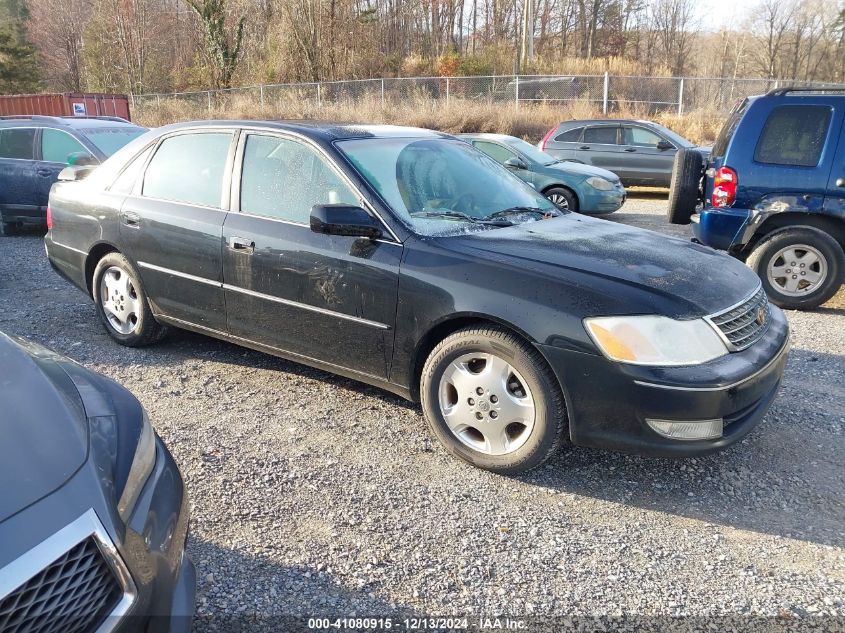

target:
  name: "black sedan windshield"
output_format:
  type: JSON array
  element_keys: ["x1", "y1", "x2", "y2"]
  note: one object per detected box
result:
[{"x1": 338, "y1": 138, "x2": 558, "y2": 236}]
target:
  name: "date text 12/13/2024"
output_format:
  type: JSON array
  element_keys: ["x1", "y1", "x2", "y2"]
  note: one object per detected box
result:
[{"x1": 307, "y1": 617, "x2": 527, "y2": 630}]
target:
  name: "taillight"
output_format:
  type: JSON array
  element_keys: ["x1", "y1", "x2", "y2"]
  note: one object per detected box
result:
[
  {"x1": 46, "y1": 205, "x2": 53, "y2": 230},
  {"x1": 539, "y1": 126, "x2": 557, "y2": 151},
  {"x1": 711, "y1": 167, "x2": 738, "y2": 208}
]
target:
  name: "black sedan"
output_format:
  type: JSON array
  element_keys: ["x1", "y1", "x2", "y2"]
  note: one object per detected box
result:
[
  {"x1": 45, "y1": 121, "x2": 789, "y2": 474},
  {"x1": 0, "y1": 332, "x2": 195, "y2": 631}
]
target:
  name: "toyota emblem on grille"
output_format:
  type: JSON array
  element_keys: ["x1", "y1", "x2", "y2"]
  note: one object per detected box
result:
[{"x1": 756, "y1": 306, "x2": 766, "y2": 326}]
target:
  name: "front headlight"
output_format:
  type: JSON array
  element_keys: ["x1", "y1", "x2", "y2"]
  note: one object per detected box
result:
[
  {"x1": 584, "y1": 315, "x2": 728, "y2": 366},
  {"x1": 586, "y1": 176, "x2": 614, "y2": 191},
  {"x1": 117, "y1": 408, "x2": 156, "y2": 521}
]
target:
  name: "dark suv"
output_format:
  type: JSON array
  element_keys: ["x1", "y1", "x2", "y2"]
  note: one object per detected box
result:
[
  {"x1": 668, "y1": 88, "x2": 845, "y2": 309},
  {"x1": 0, "y1": 115, "x2": 146, "y2": 233}
]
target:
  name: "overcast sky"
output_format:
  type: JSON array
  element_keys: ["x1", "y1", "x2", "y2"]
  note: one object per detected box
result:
[{"x1": 693, "y1": 0, "x2": 757, "y2": 30}]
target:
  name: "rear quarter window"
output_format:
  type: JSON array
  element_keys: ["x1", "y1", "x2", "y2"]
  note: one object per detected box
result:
[
  {"x1": 754, "y1": 105, "x2": 832, "y2": 168},
  {"x1": 711, "y1": 99, "x2": 748, "y2": 159},
  {"x1": 554, "y1": 127, "x2": 583, "y2": 142}
]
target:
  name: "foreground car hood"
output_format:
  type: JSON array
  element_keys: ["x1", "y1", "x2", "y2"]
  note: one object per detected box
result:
[
  {"x1": 0, "y1": 335, "x2": 88, "y2": 523},
  {"x1": 546, "y1": 160, "x2": 619, "y2": 182},
  {"x1": 448, "y1": 213, "x2": 760, "y2": 316}
]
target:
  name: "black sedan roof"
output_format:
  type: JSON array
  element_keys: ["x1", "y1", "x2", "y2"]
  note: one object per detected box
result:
[{"x1": 156, "y1": 120, "x2": 452, "y2": 142}]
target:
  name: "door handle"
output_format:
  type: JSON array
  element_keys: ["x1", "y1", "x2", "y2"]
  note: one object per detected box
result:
[
  {"x1": 36, "y1": 168, "x2": 53, "y2": 177},
  {"x1": 624, "y1": 148, "x2": 637, "y2": 152},
  {"x1": 578, "y1": 145, "x2": 591, "y2": 150},
  {"x1": 837, "y1": 178, "x2": 845, "y2": 188},
  {"x1": 228, "y1": 236, "x2": 255, "y2": 253},
  {"x1": 121, "y1": 211, "x2": 140, "y2": 228}
]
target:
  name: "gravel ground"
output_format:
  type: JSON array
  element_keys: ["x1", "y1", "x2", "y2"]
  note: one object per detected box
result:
[{"x1": 1, "y1": 193, "x2": 844, "y2": 632}]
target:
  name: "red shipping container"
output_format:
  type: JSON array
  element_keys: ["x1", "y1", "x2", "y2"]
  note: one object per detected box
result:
[{"x1": 0, "y1": 92, "x2": 131, "y2": 121}]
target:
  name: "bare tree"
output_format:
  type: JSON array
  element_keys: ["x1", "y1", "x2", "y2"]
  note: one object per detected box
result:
[
  {"x1": 28, "y1": 0, "x2": 91, "y2": 90},
  {"x1": 650, "y1": 0, "x2": 697, "y2": 76}
]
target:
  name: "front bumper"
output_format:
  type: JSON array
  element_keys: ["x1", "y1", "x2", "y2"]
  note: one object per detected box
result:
[
  {"x1": 538, "y1": 306, "x2": 789, "y2": 457},
  {"x1": 579, "y1": 184, "x2": 626, "y2": 214},
  {"x1": 0, "y1": 437, "x2": 195, "y2": 633}
]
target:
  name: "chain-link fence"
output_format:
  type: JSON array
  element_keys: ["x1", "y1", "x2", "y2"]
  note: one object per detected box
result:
[{"x1": 133, "y1": 74, "x2": 845, "y2": 121}]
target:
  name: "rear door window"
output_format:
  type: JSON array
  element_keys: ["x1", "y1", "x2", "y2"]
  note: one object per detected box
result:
[
  {"x1": 0, "y1": 128, "x2": 36, "y2": 160},
  {"x1": 754, "y1": 105, "x2": 832, "y2": 168},
  {"x1": 554, "y1": 127, "x2": 583, "y2": 142},
  {"x1": 142, "y1": 132, "x2": 232, "y2": 207},
  {"x1": 41, "y1": 129, "x2": 88, "y2": 163},
  {"x1": 583, "y1": 126, "x2": 619, "y2": 145}
]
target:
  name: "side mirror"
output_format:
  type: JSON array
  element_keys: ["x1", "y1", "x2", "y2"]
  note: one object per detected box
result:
[
  {"x1": 66, "y1": 151, "x2": 98, "y2": 166},
  {"x1": 58, "y1": 165, "x2": 96, "y2": 181},
  {"x1": 656, "y1": 140, "x2": 674, "y2": 151},
  {"x1": 310, "y1": 204, "x2": 382, "y2": 239},
  {"x1": 504, "y1": 157, "x2": 527, "y2": 170}
]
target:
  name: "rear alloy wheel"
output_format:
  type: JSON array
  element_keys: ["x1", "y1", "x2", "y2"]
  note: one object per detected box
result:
[
  {"x1": 421, "y1": 326, "x2": 567, "y2": 474},
  {"x1": 747, "y1": 227, "x2": 844, "y2": 310},
  {"x1": 544, "y1": 187, "x2": 578, "y2": 211},
  {"x1": 93, "y1": 252, "x2": 167, "y2": 346}
]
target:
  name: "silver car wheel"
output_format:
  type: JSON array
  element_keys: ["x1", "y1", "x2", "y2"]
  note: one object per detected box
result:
[
  {"x1": 99, "y1": 266, "x2": 141, "y2": 335},
  {"x1": 437, "y1": 352, "x2": 536, "y2": 456},
  {"x1": 547, "y1": 192, "x2": 569, "y2": 209},
  {"x1": 766, "y1": 244, "x2": 828, "y2": 297}
]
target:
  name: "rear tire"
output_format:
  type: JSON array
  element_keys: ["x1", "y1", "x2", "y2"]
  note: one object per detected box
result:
[
  {"x1": 420, "y1": 326, "x2": 567, "y2": 474},
  {"x1": 747, "y1": 227, "x2": 844, "y2": 310},
  {"x1": 544, "y1": 187, "x2": 579, "y2": 212},
  {"x1": 92, "y1": 252, "x2": 167, "y2": 346},
  {"x1": 667, "y1": 148, "x2": 704, "y2": 225}
]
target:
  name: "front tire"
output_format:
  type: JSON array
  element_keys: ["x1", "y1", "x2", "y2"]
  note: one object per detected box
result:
[
  {"x1": 747, "y1": 227, "x2": 844, "y2": 310},
  {"x1": 420, "y1": 326, "x2": 567, "y2": 474},
  {"x1": 92, "y1": 252, "x2": 167, "y2": 346},
  {"x1": 544, "y1": 187, "x2": 578, "y2": 212}
]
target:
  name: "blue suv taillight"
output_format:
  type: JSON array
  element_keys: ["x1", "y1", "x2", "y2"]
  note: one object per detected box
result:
[{"x1": 711, "y1": 166, "x2": 738, "y2": 208}]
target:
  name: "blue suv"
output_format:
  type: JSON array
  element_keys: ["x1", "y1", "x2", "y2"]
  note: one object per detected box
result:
[
  {"x1": 0, "y1": 115, "x2": 146, "y2": 233},
  {"x1": 667, "y1": 88, "x2": 844, "y2": 309}
]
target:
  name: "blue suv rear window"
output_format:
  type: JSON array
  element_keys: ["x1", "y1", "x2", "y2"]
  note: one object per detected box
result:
[{"x1": 754, "y1": 105, "x2": 832, "y2": 168}]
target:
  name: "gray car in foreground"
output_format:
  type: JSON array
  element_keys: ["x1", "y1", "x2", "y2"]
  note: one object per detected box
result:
[
  {"x1": 539, "y1": 119, "x2": 708, "y2": 187},
  {"x1": 0, "y1": 332, "x2": 195, "y2": 632}
]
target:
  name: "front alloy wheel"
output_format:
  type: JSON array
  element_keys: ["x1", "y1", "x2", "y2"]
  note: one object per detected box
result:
[
  {"x1": 421, "y1": 326, "x2": 567, "y2": 474},
  {"x1": 544, "y1": 187, "x2": 577, "y2": 211}
]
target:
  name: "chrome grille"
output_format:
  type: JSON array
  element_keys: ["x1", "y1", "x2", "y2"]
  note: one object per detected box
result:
[
  {"x1": 0, "y1": 538, "x2": 122, "y2": 633},
  {"x1": 707, "y1": 286, "x2": 771, "y2": 351}
]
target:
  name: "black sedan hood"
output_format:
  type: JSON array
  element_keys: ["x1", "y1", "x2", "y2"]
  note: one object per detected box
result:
[
  {"x1": 446, "y1": 213, "x2": 760, "y2": 317},
  {"x1": 0, "y1": 335, "x2": 88, "y2": 523}
]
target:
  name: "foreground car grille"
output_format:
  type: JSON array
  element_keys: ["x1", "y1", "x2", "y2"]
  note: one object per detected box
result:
[
  {"x1": 0, "y1": 511, "x2": 135, "y2": 633},
  {"x1": 707, "y1": 286, "x2": 771, "y2": 351},
  {"x1": 0, "y1": 538, "x2": 122, "y2": 633}
]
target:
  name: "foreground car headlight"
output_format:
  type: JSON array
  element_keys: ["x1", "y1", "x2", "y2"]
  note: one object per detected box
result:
[
  {"x1": 586, "y1": 176, "x2": 614, "y2": 191},
  {"x1": 584, "y1": 315, "x2": 728, "y2": 366},
  {"x1": 117, "y1": 408, "x2": 157, "y2": 521}
]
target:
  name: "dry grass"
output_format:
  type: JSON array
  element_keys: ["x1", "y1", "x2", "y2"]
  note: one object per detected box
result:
[{"x1": 134, "y1": 93, "x2": 724, "y2": 145}]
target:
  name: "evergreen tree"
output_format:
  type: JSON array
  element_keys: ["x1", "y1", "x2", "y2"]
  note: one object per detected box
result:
[{"x1": 0, "y1": 0, "x2": 39, "y2": 93}]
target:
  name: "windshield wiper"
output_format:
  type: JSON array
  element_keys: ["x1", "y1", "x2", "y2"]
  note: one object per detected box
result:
[
  {"x1": 410, "y1": 210, "x2": 514, "y2": 226},
  {"x1": 484, "y1": 206, "x2": 560, "y2": 221}
]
